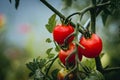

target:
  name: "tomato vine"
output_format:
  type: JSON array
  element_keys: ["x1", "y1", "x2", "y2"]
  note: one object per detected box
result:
[{"x1": 19, "y1": 0, "x2": 120, "y2": 80}]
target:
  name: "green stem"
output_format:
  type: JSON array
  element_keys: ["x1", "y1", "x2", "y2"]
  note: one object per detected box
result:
[
  {"x1": 61, "y1": 32, "x2": 75, "y2": 50},
  {"x1": 104, "y1": 67, "x2": 120, "y2": 73},
  {"x1": 90, "y1": 0, "x2": 103, "y2": 72},
  {"x1": 65, "y1": 47, "x2": 76, "y2": 69},
  {"x1": 85, "y1": 1, "x2": 110, "y2": 30},
  {"x1": 95, "y1": 56, "x2": 103, "y2": 72},
  {"x1": 90, "y1": 9, "x2": 96, "y2": 33},
  {"x1": 45, "y1": 55, "x2": 58, "y2": 76},
  {"x1": 40, "y1": 0, "x2": 65, "y2": 20},
  {"x1": 40, "y1": 0, "x2": 87, "y2": 34}
]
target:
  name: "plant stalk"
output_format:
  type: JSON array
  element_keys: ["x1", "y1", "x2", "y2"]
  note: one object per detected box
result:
[
  {"x1": 40, "y1": 0, "x2": 65, "y2": 20},
  {"x1": 90, "y1": 0, "x2": 103, "y2": 73},
  {"x1": 45, "y1": 55, "x2": 58, "y2": 76}
]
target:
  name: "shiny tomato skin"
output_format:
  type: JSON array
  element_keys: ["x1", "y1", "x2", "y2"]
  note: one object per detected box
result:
[
  {"x1": 53, "y1": 24, "x2": 74, "y2": 45},
  {"x1": 78, "y1": 34, "x2": 102, "y2": 58},
  {"x1": 59, "y1": 43, "x2": 82, "y2": 65}
]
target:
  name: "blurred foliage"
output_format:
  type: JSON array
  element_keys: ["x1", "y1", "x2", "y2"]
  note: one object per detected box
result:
[
  {"x1": 0, "y1": 36, "x2": 11, "y2": 80},
  {"x1": 61, "y1": 0, "x2": 120, "y2": 25},
  {"x1": 0, "y1": 22, "x2": 9, "y2": 79},
  {"x1": 0, "y1": 14, "x2": 31, "y2": 80},
  {"x1": 101, "y1": 0, "x2": 120, "y2": 25},
  {"x1": 26, "y1": 50, "x2": 59, "y2": 80}
]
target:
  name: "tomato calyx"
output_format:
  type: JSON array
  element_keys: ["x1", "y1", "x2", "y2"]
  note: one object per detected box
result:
[{"x1": 83, "y1": 31, "x2": 92, "y2": 39}]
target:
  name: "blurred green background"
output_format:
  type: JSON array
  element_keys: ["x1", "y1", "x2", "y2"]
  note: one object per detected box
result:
[
  {"x1": 0, "y1": 0, "x2": 62, "y2": 80},
  {"x1": 0, "y1": 0, "x2": 120, "y2": 80}
]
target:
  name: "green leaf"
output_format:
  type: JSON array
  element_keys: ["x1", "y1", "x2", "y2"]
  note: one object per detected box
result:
[
  {"x1": 39, "y1": 59, "x2": 46, "y2": 68},
  {"x1": 46, "y1": 38, "x2": 52, "y2": 43},
  {"x1": 26, "y1": 62, "x2": 36, "y2": 72},
  {"x1": 45, "y1": 14, "x2": 56, "y2": 33},
  {"x1": 35, "y1": 69, "x2": 44, "y2": 79},
  {"x1": 55, "y1": 45, "x2": 60, "y2": 52},
  {"x1": 47, "y1": 53, "x2": 55, "y2": 59},
  {"x1": 54, "y1": 41, "x2": 60, "y2": 52},
  {"x1": 29, "y1": 72, "x2": 35, "y2": 77},
  {"x1": 108, "y1": 0, "x2": 120, "y2": 19},
  {"x1": 46, "y1": 48, "x2": 53, "y2": 55},
  {"x1": 15, "y1": 0, "x2": 20, "y2": 9}
]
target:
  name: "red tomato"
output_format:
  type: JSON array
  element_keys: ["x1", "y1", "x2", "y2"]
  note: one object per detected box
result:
[
  {"x1": 78, "y1": 34, "x2": 102, "y2": 58},
  {"x1": 59, "y1": 43, "x2": 82, "y2": 66},
  {"x1": 53, "y1": 24, "x2": 74, "y2": 45}
]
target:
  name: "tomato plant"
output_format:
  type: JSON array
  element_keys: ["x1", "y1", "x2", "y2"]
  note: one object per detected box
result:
[
  {"x1": 78, "y1": 33, "x2": 102, "y2": 58},
  {"x1": 19, "y1": 0, "x2": 120, "y2": 80},
  {"x1": 53, "y1": 24, "x2": 74, "y2": 45},
  {"x1": 59, "y1": 43, "x2": 82, "y2": 66}
]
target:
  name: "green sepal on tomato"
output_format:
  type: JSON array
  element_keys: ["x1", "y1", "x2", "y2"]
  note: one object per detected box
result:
[
  {"x1": 78, "y1": 33, "x2": 102, "y2": 58},
  {"x1": 58, "y1": 43, "x2": 82, "y2": 66},
  {"x1": 53, "y1": 24, "x2": 74, "y2": 45}
]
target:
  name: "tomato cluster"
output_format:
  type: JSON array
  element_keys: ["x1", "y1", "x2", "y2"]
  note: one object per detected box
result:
[
  {"x1": 53, "y1": 24, "x2": 82, "y2": 66},
  {"x1": 53, "y1": 24, "x2": 102, "y2": 66}
]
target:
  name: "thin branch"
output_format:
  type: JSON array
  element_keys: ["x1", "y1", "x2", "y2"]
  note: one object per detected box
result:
[
  {"x1": 44, "y1": 54, "x2": 58, "y2": 65},
  {"x1": 83, "y1": 1, "x2": 110, "y2": 30},
  {"x1": 65, "y1": 47, "x2": 76, "y2": 68},
  {"x1": 65, "y1": 5, "x2": 93, "y2": 21},
  {"x1": 64, "y1": 64, "x2": 77, "y2": 80},
  {"x1": 96, "y1": 1, "x2": 111, "y2": 8},
  {"x1": 45, "y1": 54, "x2": 58, "y2": 76},
  {"x1": 40, "y1": 0, "x2": 85, "y2": 34},
  {"x1": 103, "y1": 67, "x2": 120, "y2": 73},
  {"x1": 90, "y1": 0, "x2": 104, "y2": 73},
  {"x1": 40, "y1": 0, "x2": 65, "y2": 20},
  {"x1": 95, "y1": 56, "x2": 103, "y2": 72},
  {"x1": 62, "y1": 32, "x2": 75, "y2": 50}
]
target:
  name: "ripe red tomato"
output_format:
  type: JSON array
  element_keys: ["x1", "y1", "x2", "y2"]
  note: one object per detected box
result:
[
  {"x1": 53, "y1": 24, "x2": 74, "y2": 45},
  {"x1": 57, "y1": 68, "x2": 74, "y2": 80},
  {"x1": 78, "y1": 34, "x2": 102, "y2": 58},
  {"x1": 59, "y1": 43, "x2": 82, "y2": 66}
]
